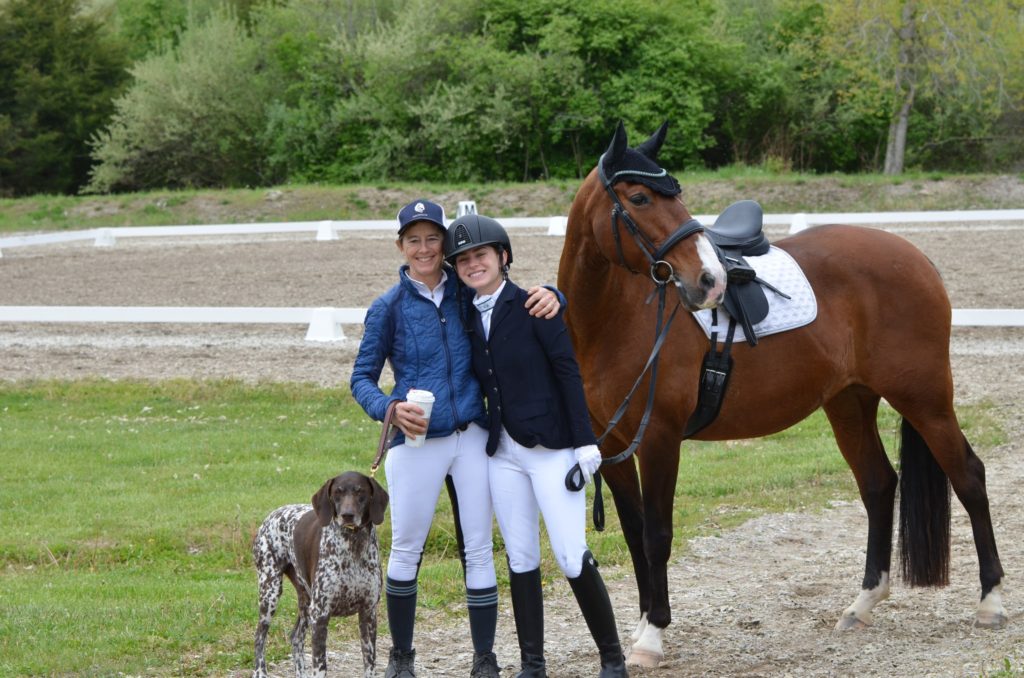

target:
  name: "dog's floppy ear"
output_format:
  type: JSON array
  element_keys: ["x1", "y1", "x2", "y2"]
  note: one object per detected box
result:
[
  {"x1": 312, "y1": 477, "x2": 337, "y2": 527},
  {"x1": 367, "y1": 476, "x2": 389, "y2": 526}
]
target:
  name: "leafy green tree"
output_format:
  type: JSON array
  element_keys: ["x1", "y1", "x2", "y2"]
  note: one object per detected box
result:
[
  {"x1": 102, "y1": 0, "x2": 285, "y2": 59},
  {"x1": 85, "y1": 7, "x2": 276, "y2": 192},
  {"x1": 820, "y1": 0, "x2": 1024, "y2": 174},
  {"x1": 322, "y1": 0, "x2": 730, "y2": 182},
  {"x1": 253, "y1": 0, "x2": 400, "y2": 182},
  {"x1": 477, "y1": 0, "x2": 728, "y2": 175},
  {"x1": 0, "y1": 0, "x2": 129, "y2": 196},
  {"x1": 409, "y1": 4, "x2": 599, "y2": 181}
]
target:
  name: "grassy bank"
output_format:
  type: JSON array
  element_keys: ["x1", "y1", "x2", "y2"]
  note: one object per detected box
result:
[
  {"x1": 0, "y1": 379, "x2": 1003, "y2": 675},
  {"x1": 1, "y1": 170, "x2": 1022, "y2": 235}
]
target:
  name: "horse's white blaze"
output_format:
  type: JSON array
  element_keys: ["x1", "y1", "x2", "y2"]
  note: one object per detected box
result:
[
  {"x1": 626, "y1": 616, "x2": 665, "y2": 667},
  {"x1": 695, "y1": 234, "x2": 727, "y2": 307},
  {"x1": 836, "y1": 572, "x2": 890, "y2": 629},
  {"x1": 976, "y1": 584, "x2": 1007, "y2": 625}
]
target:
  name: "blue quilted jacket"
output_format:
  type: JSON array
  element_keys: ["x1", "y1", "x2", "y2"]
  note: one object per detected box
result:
[{"x1": 350, "y1": 266, "x2": 487, "y2": 445}]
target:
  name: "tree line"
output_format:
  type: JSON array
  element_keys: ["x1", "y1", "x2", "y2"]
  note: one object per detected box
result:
[{"x1": 1, "y1": 0, "x2": 1022, "y2": 197}]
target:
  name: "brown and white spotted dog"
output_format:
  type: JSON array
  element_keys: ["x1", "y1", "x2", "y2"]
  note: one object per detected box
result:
[{"x1": 251, "y1": 471, "x2": 389, "y2": 678}]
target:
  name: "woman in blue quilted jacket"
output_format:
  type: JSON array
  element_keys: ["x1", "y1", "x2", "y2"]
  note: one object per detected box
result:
[{"x1": 350, "y1": 199, "x2": 560, "y2": 678}]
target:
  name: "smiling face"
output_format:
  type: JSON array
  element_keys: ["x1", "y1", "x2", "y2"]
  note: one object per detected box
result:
[
  {"x1": 454, "y1": 245, "x2": 506, "y2": 296},
  {"x1": 396, "y1": 221, "x2": 445, "y2": 286}
]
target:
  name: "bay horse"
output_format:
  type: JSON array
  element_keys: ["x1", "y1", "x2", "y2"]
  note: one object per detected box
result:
[{"x1": 559, "y1": 122, "x2": 1006, "y2": 667}]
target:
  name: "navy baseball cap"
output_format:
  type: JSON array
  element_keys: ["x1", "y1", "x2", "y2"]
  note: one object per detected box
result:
[{"x1": 397, "y1": 199, "x2": 446, "y2": 236}]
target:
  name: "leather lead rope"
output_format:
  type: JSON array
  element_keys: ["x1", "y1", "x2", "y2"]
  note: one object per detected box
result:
[{"x1": 370, "y1": 400, "x2": 399, "y2": 478}]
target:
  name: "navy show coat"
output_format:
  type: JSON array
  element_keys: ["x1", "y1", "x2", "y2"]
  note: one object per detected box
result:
[{"x1": 466, "y1": 280, "x2": 597, "y2": 455}]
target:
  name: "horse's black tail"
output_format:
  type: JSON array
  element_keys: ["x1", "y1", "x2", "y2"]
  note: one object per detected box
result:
[{"x1": 897, "y1": 417, "x2": 951, "y2": 587}]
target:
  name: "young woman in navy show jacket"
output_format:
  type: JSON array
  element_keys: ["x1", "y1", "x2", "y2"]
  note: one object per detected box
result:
[
  {"x1": 445, "y1": 214, "x2": 628, "y2": 678},
  {"x1": 350, "y1": 199, "x2": 562, "y2": 678}
]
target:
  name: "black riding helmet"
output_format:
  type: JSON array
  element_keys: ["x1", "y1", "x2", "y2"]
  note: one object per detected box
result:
[{"x1": 443, "y1": 214, "x2": 513, "y2": 267}]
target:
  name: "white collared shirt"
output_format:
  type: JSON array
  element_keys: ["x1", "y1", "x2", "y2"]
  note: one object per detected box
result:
[
  {"x1": 405, "y1": 269, "x2": 448, "y2": 308},
  {"x1": 473, "y1": 281, "x2": 506, "y2": 340}
]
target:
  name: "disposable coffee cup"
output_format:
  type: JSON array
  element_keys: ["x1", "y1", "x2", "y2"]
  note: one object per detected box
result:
[{"x1": 404, "y1": 389, "x2": 435, "y2": 447}]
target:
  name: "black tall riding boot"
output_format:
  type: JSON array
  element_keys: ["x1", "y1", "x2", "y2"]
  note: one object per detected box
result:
[
  {"x1": 509, "y1": 567, "x2": 547, "y2": 678},
  {"x1": 567, "y1": 551, "x2": 628, "y2": 678}
]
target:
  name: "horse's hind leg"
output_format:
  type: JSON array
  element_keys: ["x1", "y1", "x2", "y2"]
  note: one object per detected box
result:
[
  {"x1": 599, "y1": 457, "x2": 653, "y2": 645},
  {"x1": 894, "y1": 400, "x2": 1007, "y2": 628},
  {"x1": 823, "y1": 387, "x2": 898, "y2": 630}
]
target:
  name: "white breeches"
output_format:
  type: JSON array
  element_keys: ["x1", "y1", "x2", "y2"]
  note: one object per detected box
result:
[
  {"x1": 384, "y1": 422, "x2": 496, "y2": 589},
  {"x1": 489, "y1": 428, "x2": 589, "y2": 578}
]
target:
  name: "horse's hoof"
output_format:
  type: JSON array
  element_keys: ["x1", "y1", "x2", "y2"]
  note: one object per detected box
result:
[
  {"x1": 975, "y1": 611, "x2": 1008, "y2": 629},
  {"x1": 834, "y1": 614, "x2": 870, "y2": 631},
  {"x1": 625, "y1": 646, "x2": 664, "y2": 668}
]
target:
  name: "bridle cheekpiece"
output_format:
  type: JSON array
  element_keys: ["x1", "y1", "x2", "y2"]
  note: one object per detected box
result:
[{"x1": 597, "y1": 152, "x2": 704, "y2": 286}]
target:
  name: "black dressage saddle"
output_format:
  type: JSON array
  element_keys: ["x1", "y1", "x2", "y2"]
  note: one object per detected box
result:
[{"x1": 705, "y1": 200, "x2": 772, "y2": 342}]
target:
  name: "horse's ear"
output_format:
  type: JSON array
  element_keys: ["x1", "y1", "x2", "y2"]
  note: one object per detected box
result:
[
  {"x1": 635, "y1": 121, "x2": 670, "y2": 161},
  {"x1": 605, "y1": 120, "x2": 628, "y2": 166}
]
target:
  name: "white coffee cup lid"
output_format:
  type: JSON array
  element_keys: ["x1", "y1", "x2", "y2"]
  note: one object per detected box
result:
[{"x1": 407, "y1": 388, "x2": 435, "y2": 402}]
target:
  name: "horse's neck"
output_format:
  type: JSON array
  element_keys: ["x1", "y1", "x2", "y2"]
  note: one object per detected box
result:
[{"x1": 560, "y1": 228, "x2": 619, "y2": 339}]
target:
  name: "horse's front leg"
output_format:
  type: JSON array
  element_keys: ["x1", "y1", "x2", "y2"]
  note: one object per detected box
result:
[
  {"x1": 627, "y1": 435, "x2": 683, "y2": 669},
  {"x1": 601, "y1": 457, "x2": 650, "y2": 634}
]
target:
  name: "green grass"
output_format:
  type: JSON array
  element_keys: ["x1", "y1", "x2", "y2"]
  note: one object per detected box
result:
[
  {"x1": 985, "y1": 658, "x2": 1024, "y2": 677},
  {"x1": 0, "y1": 379, "x2": 1004, "y2": 675}
]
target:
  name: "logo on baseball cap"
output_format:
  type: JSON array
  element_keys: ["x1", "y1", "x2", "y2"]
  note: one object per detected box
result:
[{"x1": 397, "y1": 199, "x2": 446, "y2": 236}]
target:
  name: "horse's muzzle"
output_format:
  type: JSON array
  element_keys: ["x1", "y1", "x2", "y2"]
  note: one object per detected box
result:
[{"x1": 673, "y1": 269, "x2": 725, "y2": 311}]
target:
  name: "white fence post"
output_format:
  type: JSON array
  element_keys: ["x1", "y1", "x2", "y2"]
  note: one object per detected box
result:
[
  {"x1": 316, "y1": 220, "x2": 339, "y2": 241},
  {"x1": 305, "y1": 307, "x2": 345, "y2": 341},
  {"x1": 94, "y1": 228, "x2": 116, "y2": 247},
  {"x1": 789, "y1": 213, "x2": 808, "y2": 234},
  {"x1": 546, "y1": 216, "x2": 568, "y2": 236}
]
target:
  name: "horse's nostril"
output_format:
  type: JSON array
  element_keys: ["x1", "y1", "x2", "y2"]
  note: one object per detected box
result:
[{"x1": 699, "y1": 271, "x2": 717, "y2": 291}]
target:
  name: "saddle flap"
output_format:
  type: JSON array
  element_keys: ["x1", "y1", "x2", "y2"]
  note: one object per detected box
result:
[{"x1": 723, "y1": 275, "x2": 769, "y2": 329}]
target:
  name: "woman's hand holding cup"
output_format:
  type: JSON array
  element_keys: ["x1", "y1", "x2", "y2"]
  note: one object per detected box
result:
[{"x1": 400, "y1": 389, "x2": 435, "y2": 447}]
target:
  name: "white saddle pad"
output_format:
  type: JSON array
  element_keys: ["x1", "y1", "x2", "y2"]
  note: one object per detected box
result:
[{"x1": 691, "y1": 246, "x2": 817, "y2": 343}]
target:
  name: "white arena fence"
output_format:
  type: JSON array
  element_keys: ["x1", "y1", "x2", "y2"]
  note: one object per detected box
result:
[
  {"x1": 1, "y1": 206, "x2": 1022, "y2": 340},
  {"x1": 0, "y1": 306, "x2": 1020, "y2": 342}
]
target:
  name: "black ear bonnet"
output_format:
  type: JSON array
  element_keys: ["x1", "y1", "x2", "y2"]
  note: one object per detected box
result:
[{"x1": 600, "y1": 120, "x2": 682, "y2": 197}]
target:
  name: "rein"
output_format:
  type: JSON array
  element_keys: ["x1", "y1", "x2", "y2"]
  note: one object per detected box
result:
[{"x1": 564, "y1": 158, "x2": 704, "y2": 531}]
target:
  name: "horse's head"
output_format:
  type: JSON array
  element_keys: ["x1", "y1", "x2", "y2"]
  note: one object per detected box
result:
[{"x1": 577, "y1": 121, "x2": 726, "y2": 311}]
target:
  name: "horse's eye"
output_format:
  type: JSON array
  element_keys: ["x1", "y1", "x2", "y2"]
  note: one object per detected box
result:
[{"x1": 628, "y1": 193, "x2": 650, "y2": 206}]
